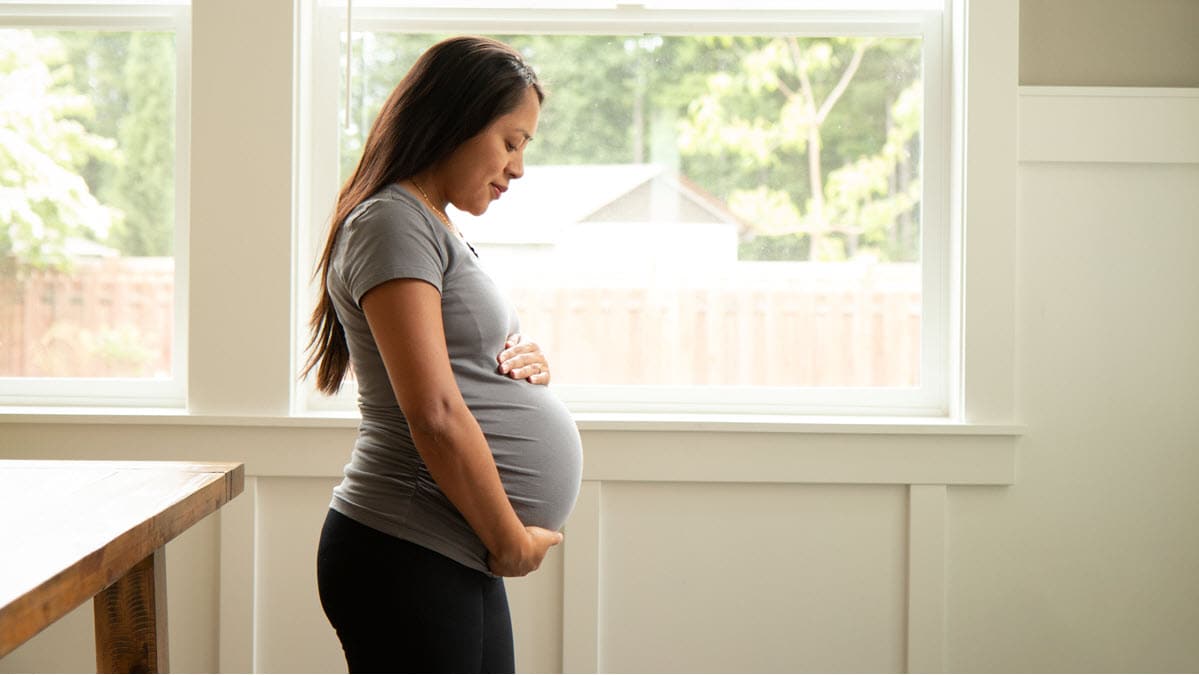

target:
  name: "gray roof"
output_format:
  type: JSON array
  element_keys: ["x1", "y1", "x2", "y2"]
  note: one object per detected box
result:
[{"x1": 449, "y1": 163, "x2": 739, "y2": 244}]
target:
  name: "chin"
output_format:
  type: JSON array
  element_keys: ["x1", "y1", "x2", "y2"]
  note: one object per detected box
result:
[{"x1": 451, "y1": 192, "x2": 492, "y2": 217}]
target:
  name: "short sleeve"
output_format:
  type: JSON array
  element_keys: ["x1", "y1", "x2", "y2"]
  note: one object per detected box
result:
[{"x1": 335, "y1": 197, "x2": 447, "y2": 306}]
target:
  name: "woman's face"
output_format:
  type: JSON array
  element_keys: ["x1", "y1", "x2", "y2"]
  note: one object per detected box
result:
[{"x1": 436, "y1": 86, "x2": 541, "y2": 217}]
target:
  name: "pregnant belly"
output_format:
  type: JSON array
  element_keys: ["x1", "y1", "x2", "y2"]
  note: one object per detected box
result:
[{"x1": 469, "y1": 384, "x2": 584, "y2": 531}]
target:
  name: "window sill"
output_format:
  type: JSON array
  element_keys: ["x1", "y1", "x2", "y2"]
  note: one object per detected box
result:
[
  {"x1": 0, "y1": 407, "x2": 1022, "y2": 436},
  {"x1": 572, "y1": 412, "x2": 1022, "y2": 435},
  {"x1": 0, "y1": 408, "x2": 1019, "y2": 485}
]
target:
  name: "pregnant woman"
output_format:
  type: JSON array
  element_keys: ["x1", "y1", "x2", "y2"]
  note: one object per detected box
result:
[{"x1": 302, "y1": 36, "x2": 583, "y2": 673}]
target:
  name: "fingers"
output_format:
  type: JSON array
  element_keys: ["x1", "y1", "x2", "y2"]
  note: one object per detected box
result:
[
  {"x1": 528, "y1": 526, "x2": 564, "y2": 547},
  {"x1": 497, "y1": 351, "x2": 541, "y2": 374},
  {"x1": 500, "y1": 358, "x2": 548, "y2": 382},
  {"x1": 487, "y1": 528, "x2": 564, "y2": 577},
  {"x1": 497, "y1": 339, "x2": 539, "y2": 366},
  {"x1": 497, "y1": 340, "x2": 550, "y2": 383}
]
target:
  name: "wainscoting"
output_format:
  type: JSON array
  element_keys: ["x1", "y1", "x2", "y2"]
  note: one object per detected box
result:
[{"x1": 0, "y1": 418, "x2": 1015, "y2": 673}]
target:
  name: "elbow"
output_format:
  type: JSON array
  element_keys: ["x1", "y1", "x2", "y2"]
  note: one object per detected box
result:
[{"x1": 404, "y1": 395, "x2": 466, "y2": 448}]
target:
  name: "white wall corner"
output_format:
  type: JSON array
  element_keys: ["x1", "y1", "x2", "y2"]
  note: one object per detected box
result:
[{"x1": 960, "y1": 0, "x2": 1019, "y2": 424}]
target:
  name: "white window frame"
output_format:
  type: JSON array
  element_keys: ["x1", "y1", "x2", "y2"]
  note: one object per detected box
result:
[
  {"x1": 295, "y1": 0, "x2": 954, "y2": 417},
  {"x1": 0, "y1": 1, "x2": 191, "y2": 407}
]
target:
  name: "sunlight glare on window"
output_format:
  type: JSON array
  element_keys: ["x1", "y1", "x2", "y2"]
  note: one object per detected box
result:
[
  {"x1": 337, "y1": 31, "x2": 923, "y2": 388},
  {"x1": 0, "y1": 29, "x2": 177, "y2": 380}
]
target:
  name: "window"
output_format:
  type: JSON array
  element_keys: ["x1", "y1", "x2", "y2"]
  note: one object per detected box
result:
[
  {"x1": 0, "y1": 2, "x2": 189, "y2": 406},
  {"x1": 297, "y1": 1, "x2": 950, "y2": 416}
]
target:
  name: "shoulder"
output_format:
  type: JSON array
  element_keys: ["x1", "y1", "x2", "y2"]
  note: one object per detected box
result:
[
  {"x1": 337, "y1": 186, "x2": 453, "y2": 258},
  {"x1": 346, "y1": 185, "x2": 433, "y2": 233},
  {"x1": 331, "y1": 185, "x2": 455, "y2": 300}
]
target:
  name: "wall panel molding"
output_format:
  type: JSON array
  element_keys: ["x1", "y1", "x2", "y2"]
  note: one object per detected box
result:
[
  {"x1": 218, "y1": 476, "x2": 257, "y2": 673},
  {"x1": 1019, "y1": 87, "x2": 1199, "y2": 164},
  {"x1": 907, "y1": 485, "x2": 948, "y2": 673},
  {"x1": 561, "y1": 481, "x2": 602, "y2": 673},
  {"x1": 0, "y1": 422, "x2": 1018, "y2": 486}
]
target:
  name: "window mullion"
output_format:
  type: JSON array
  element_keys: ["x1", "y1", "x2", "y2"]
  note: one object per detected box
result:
[
  {"x1": 353, "y1": 7, "x2": 935, "y2": 37},
  {"x1": 0, "y1": 3, "x2": 184, "y2": 29}
]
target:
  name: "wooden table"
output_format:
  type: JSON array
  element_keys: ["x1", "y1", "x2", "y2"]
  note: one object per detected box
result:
[{"x1": 0, "y1": 460, "x2": 244, "y2": 672}]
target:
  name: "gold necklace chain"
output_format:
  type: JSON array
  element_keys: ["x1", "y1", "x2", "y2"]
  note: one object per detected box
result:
[
  {"x1": 410, "y1": 178, "x2": 478, "y2": 257},
  {"x1": 411, "y1": 179, "x2": 456, "y2": 232}
]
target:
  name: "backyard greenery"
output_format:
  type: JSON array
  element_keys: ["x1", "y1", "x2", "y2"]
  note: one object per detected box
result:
[
  {"x1": 0, "y1": 29, "x2": 174, "y2": 268},
  {"x1": 344, "y1": 33, "x2": 922, "y2": 262},
  {"x1": 0, "y1": 30, "x2": 920, "y2": 266}
]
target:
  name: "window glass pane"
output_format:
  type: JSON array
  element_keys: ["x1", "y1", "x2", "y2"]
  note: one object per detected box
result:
[
  {"x1": 0, "y1": 29, "x2": 176, "y2": 379},
  {"x1": 339, "y1": 32, "x2": 921, "y2": 387}
]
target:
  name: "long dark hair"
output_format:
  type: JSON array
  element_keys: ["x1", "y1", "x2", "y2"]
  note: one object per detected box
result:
[{"x1": 301, "y1": 35, "x2": 544, "y2": 394}]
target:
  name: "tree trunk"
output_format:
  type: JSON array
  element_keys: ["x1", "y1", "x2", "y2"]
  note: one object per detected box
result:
[{"x1": 807, "y1": 123, "x2": 824, "y2": 260}]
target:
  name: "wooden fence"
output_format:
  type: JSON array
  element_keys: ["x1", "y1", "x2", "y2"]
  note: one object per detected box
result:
[
  {"x1": 510, "y1": 285, "x2": 920, "y2": 388},
  {"x1": 0, "y1": 258, "x2": 175, "y2": 378},
  {"x1": 0, "y1": 259, "x2": 920, "y2": 386}
]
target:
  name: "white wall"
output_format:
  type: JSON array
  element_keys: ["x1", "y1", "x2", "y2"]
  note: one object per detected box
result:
[
  {"x1": 3, "y1": 1, "x2": 1198, "y2": 673},
  {"x1": 947, "y1": 88, "x2": 1199, "y2": 672}
]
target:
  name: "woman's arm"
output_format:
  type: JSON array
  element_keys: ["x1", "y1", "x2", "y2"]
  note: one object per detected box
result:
[{"x1": 361, "y1": 277, "x2": 561, "y2": 576}]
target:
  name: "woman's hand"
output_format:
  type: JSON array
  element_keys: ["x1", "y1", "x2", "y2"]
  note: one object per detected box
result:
[
  {"x1": 497, "y1": 333, "x2": 551, "y2": 385},
  {"x1": 487, "y1": 526, "x2": 563, "y2": 577}
]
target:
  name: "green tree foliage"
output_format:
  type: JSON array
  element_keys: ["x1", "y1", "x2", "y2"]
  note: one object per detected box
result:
[
  {"x1": 509, "y1": 35, "x2": 645, "y2": 164},
  {"x1": 340, "y1": 32, "x2": 440, "y2": 179},
  {"x1": 58, "y1": 32, "x2": 128, "y2": 182},
  {"x1": 0, "y1": 30, "x2": 116, "y2": 269},
  {"x1": 345, "y1": 32, "x2": 922, "y2": 263},
  {"x1": 103, "y1": 33, "x2": 176, "y2": 256},
  {"x1": 679, "y1": 37, "x2": 922, "y2": 262},
  {"x1": 1, "y1": 30, "x2": 177, "y2": 264},
  {"x1": 341, "y1": 33, "x2": 720, "y2": 175}
]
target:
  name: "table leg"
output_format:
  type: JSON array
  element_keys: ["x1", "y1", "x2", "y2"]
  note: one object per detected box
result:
[{"x1": 94, "y1": 547, "x2": 169, "y2": 673}]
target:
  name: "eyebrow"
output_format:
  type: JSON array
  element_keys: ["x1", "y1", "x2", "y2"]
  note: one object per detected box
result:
[{"x1": 515, "y1": 129, "x2": 533, "y2": 143}]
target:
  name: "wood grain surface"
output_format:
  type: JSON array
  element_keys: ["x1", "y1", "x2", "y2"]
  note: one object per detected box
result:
[
  {"x1": 0, "y1": 460, "x2": 244, "y2": 662},
  {"x1": 94, "y1": 549, "x2": 168, "y2": 673}
]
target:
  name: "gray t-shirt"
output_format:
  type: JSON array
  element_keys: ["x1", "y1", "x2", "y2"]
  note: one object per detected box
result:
[{"x1": 326, "y1": 184, "x2": 583, "y2": 575}]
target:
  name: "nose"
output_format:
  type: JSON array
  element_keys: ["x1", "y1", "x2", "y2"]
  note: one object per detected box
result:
[{"x1": 506, "y1": 150, "x2": 524, "y2": 180}]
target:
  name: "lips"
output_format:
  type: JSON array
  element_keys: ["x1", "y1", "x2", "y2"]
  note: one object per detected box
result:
[{"x1": 490, "y1": 183, "x2": 506, "y2": 200}]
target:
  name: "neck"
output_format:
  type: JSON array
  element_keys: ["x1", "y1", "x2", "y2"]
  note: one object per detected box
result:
[
  {"x1": 411, "y1": 177, "x2": 443, "y2": 209},
  {"x1": 409, "y1": 177, "x2": 456, "y2": 232}
]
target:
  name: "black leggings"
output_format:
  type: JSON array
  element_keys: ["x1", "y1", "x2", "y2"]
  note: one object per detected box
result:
[{"x1": 317, "y1": 509, "x2": 514, "y2": 674}]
